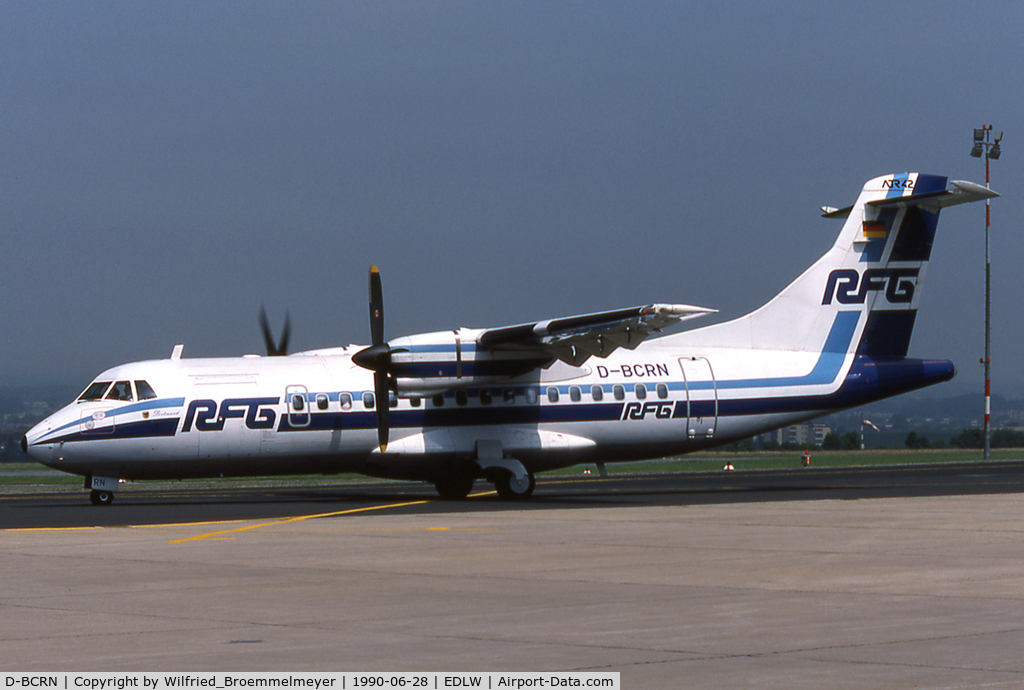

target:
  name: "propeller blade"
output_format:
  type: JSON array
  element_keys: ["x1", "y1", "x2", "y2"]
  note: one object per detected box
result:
[
  {"x1": 374, "y1": 371, "x2": 390, "y2": 452},
  {"x1": 369, "y1": 265, "x2": 384, "y2": 346},
  {"x1": 354, "y1": 266, "x2": 391, "y2": 451},
  {"x1": 259, "y1": 306, "x2": 291, "y2": 356},
  {"x1": 278, "y1": 312, "x2": 291, "y2": 356}
]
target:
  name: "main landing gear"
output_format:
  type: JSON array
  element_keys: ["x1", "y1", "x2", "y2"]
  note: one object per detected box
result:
[
  {"x1": 432, "y1": 457, "x2": 537, "y2": 501},
  {"x1": 494, "y1": 469, "x2": 536, "y2": 500},
  {"x1": 434, "y1": 473, "x2": 476, "y2": 501}
]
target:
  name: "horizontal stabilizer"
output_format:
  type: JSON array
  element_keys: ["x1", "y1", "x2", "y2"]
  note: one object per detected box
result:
[{"x1": 822, "y1": 179, "x2": 998, "y2": 218}]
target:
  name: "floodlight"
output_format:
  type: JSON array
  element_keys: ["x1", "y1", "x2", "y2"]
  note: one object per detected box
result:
[{"x1": 968, "y1": 125, "x2": 1000, "y2": 464}]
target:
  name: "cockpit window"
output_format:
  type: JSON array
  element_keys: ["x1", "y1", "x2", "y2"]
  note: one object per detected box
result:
[
  {"x1": 79, "y1": 381, "x2": 113, "y2": 401},
  {"x1": 106, "y1": 380, "x2": 134, "y2": 402},
  {"x1": 135, "y1": 380, "x2": 158, "y2": 400}
]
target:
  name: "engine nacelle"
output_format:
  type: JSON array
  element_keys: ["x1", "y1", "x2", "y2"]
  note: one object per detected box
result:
[{"x1": 388, "y1": 328, "x2": 547, "y2": 396}]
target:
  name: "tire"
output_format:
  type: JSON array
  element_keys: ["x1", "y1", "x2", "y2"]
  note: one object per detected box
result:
[
  {"x1": 434, "y1": 473, "x2": 475, "y2": 500},
  {"x1": 495, "y1": 470, "x2": 536, "y2": 500},
  {"x1": 90, "y1": 490, "x2": 114, "y2": 506}
]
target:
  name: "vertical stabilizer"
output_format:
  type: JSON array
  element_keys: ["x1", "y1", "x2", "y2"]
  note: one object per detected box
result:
[{"x1": 672, "y1": 173, "x2": 996, "y2": 356}]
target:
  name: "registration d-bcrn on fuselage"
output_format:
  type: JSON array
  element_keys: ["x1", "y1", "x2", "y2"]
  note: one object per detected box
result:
[{"x1": 23, "y1": 173, "x2": 997, "y2": 505}]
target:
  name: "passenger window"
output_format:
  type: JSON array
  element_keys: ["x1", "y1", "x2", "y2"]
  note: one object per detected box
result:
[
  {"x1": 657, "y1": 383, "x2": 668, "y2": 399},
  {"x1": 363, "y1": 392, "x2": 375, "y2": 409},
  {"x1": 432, "y1": 393, "x2": 445, "y2": 407},
  {"x1": 106, "y1": 381, "x2": 134, "y2": 402},
  {"x1": 389, "y1": 392, "x2": 398, "y2": 408},
  {"x1": 503, "y1": 389, "x2": 516, "y2": 405},
  {"x1": 480, "y1": 389, "x2": 492, "y2": 405},
  {"x1": 526, "y1": 388, "x2": 539, "y2": 405},
  {"x1": 613, "y1": 385, "x2": 625, "y2": 401},
  {"x1": 547, "y1": 387, "x2": 559, "y2": 403},
  {"x1": 591, "y1": 385, "x2": 604, "y2": 401},
  {"x1": 340, "y1": 393, "x2": 353, "y2": 410},
  {"x1": 570, "y1": 386, "x2": 581, "y2": 402},
  {"x1": 410, "y1": 396, "x2": 421, "y2": 408},
  {"x1": 456, "y1": 390, "x2": 468, "y2": 406},
  {"x1": 79, "y1": 381, "x2": 112, "y2": 401},
  {"x1": 292, "y1": 393, "x2": 305, "y2": 411},
  {"x1": 635, "y1": 384, "x2": 647, "y2": 399},
  {"x1": 135, "y1": 380, "x2": 158, "y2": 400},
  {"x1": 316, "y1": 393, "x2": 329, "y2": 410}
]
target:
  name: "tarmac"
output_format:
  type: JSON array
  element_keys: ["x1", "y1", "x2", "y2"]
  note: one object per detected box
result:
[{"x1": 3, "y1": 489, "x2": 1024, "y2": 688}]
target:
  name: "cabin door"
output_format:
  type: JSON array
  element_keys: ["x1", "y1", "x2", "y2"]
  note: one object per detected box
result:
[{"x1": 678, "y1": 357, "x2": 718, "y2": 439}]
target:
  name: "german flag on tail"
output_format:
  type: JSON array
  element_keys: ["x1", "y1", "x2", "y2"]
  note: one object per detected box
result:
[{"x1": 861, "y1": 219, "x2": 886, "y2": 239}]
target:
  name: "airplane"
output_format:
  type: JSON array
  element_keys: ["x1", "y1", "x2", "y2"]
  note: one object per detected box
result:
[{"x1": 22, "y1": 172, "x2": 997, "y2": 506}]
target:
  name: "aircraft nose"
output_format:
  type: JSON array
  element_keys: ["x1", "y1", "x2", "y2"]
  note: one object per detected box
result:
[{"x1": 21, "y1": 418, "x2": 54, "y2": 463}]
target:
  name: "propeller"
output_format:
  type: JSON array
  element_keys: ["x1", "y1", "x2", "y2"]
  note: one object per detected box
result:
[
  {"x1": 351, "y1": 266, "x2": 393, "y2": 452},
  {"x1": 259, "y1": 306, "x2": 291, "y2": 356}
]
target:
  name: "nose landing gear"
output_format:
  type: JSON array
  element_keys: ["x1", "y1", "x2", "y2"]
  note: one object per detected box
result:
[
  {"x1": 89, "y1": 489, "x2": 114, "y2": 506},
  {"x1": 85, "y1": 475, "x2": 120, "y2": 506}
]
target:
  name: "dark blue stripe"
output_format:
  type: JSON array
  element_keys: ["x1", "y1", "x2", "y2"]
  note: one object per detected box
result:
[
  {"x1": 38, "y1": 418, "x2": 180, "y2": 445},
  {"x1": 277, "y1": 356, "x2": 954, "y2": 432},
  {"x1": 39, "y1": 397, "x2": 186, "y2": 442}
]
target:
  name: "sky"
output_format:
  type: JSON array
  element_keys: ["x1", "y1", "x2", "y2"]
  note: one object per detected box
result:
[{"x1": 2, "y1": 1, "x2": 1022, "y2": 398}]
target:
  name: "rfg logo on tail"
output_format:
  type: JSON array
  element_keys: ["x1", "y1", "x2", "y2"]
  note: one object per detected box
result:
[{"x1": 822, "y1": 268, "x2": 919, "y2": 305}]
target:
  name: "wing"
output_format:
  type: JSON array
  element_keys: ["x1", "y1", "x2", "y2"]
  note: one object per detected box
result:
[{"x1": 477, "y1": 303, "x2": 716, "y2": 366}]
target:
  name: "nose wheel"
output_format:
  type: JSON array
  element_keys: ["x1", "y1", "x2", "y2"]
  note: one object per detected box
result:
[{"x1": 89, "y1": 489, "x2": 114, "y2": 506}]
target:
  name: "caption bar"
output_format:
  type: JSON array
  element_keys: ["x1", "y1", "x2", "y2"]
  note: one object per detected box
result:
[{"x1": 3, "y1": 675, "x2": 619, "y2": 690}]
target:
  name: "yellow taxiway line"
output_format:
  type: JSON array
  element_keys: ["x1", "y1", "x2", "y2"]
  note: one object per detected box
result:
[
  {"x1": 167, "y1": 499, "x2": 435, "y2": 543},
  {"x1": 4, "y1": 488, "x2": 500, "y2": 539}
]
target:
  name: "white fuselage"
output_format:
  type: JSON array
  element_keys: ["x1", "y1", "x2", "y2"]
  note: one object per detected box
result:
[{"x1": 23, "y1": 325, "x2": 951, "y2": 484}]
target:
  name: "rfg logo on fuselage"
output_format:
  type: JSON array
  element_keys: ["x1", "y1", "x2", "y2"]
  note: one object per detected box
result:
[
  {"x1": 181, "y1": 397, "x2": 279, "y2": 432},
  {"x1": 822, "y1": 268, "x2": 919, "y2": 305},
  {"x1": 621, "y1": 401, "x2": 674, "y2": 421}
]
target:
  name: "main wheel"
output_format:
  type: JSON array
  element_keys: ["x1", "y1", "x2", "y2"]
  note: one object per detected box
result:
[
  {"x1": 89, "y1": 489, "x2": 114, "y2": 506},
  {"x1": 495, "y1": 470, "x2": 535, "y2": 500},
  {"x1": 434, "y1": 473, "x2": 475, "y2": 500}
]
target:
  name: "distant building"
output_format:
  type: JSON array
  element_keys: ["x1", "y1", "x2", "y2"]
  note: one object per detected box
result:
[{"x1": 774, "y1": 422, "x2": 831, "y2": 447}]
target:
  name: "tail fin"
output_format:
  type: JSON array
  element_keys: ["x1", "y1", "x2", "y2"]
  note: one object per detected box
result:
[{"x1": 675, "y1": 173, "x2": 997, "y2": 356}]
